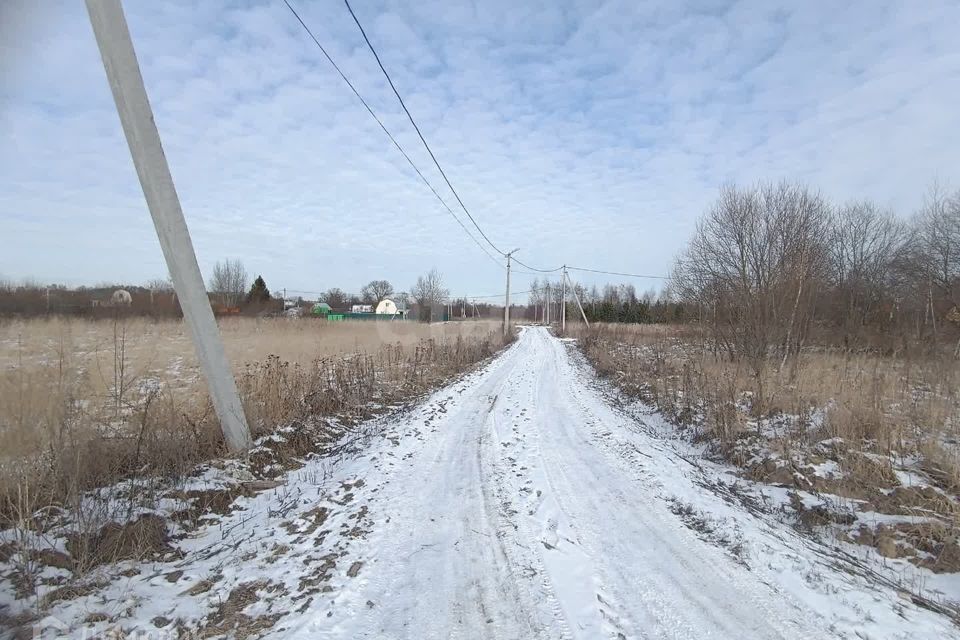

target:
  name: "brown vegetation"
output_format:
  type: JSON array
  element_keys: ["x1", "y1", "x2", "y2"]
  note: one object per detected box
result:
[
  {"x1": 0, "y1": 316, "x2": 510, "y2": 596},
  {"x1": 572, "y1": 317, "x2": 960, "y2": 570}
]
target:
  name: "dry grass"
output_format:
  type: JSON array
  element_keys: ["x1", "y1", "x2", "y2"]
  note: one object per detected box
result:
[
  {"x1": 571, "y1": 323, "x2": 959, "y2": 458},
  {"x1": 0, "y1": 316, "x2": 508, "y2": 539},
  {"x1": 0, "y1": 315, "x2": 501, "y2": 391},
  {"x1": 570, "y1": 322, "x2": 960, "y2": 568},
  {"x1": 0, "y1": 316, "x2": 501, "y2": 451}
]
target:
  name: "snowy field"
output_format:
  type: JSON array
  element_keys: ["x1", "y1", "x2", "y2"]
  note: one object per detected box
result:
[{"x1": 6, "y1": 327, "x2": 958, "y2": 639}]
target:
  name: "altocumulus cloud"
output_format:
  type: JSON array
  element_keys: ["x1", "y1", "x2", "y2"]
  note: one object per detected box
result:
[{"x1": 1, "y1": 0, "x2": 959, "y2": 294}]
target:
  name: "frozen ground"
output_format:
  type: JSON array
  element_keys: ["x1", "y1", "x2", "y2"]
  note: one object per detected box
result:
[{"x1": 10, "y1": 327, "x2": 959, "y2": 639}]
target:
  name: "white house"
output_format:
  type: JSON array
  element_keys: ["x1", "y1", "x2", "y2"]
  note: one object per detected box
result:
[{"x1": 376, "y1": 298, "x2": 407, "y2": 318}]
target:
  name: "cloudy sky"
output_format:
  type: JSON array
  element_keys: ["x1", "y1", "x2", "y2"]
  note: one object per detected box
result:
[{"x1": 2, "y1": 0, "x2": 959, "y2": 298}]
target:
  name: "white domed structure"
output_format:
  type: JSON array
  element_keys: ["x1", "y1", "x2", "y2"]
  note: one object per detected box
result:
[
  {"x1": 375, "y1": 298, "x2": 398, "y2": 315},
  {"x1": 111, "y1": 289, "x2": 133, "y2": 306}
]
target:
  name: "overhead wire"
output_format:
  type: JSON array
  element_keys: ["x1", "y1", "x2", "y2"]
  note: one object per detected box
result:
[
  {"x1": 282, "y1": 0, "x2": 503, "y2": 271},
  {"x1": 460, "y1": 289, "x2": 532, "y2": 300},
  {"x1": 287, "y1": 1, "x2": 672, "y2": 285},
  {"x1": 567, "y1": 266, "x2": 669, "y2": 280},
  {"x1": 511, "y1": 257, "x2": 562, "y2": 273},
  {"x1": 341, "y1": 1, "x2": 662, "y2": 281},
  {"x1": 343, "y1": 0, "x2": 507, "y2": 258}
]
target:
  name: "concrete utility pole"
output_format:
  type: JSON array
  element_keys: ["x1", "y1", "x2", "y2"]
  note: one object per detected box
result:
[
  {"x1": 561, "y1": 266, "x2": 567, "y2": 333},
  {"x1": 545, "y1": 282, "x2": 550, "y2": 325},
  {"x1": 566, "y1": 272, "x2": 590, "y2": 327},
  {"x1": 504, "y1": 249, "x2": 519, "y2": 336},
  {"x1": 86, "y1": 0, "x2": 252, "y2": 451}
]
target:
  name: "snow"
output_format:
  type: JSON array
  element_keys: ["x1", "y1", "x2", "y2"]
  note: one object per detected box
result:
[{"x1": 6, "y1": 327, "x2": 959, "y2": 639}]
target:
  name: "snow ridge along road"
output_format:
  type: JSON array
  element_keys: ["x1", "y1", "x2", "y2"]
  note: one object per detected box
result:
[{"x1": 292, "y1": 327, "x2": 842, "y2": 639}]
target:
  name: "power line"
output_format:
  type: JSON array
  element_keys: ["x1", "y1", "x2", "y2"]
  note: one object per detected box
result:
[
  {"x1": 287, "y1": 1, "x2": 671, "y2": 284},
  {"x1": 342, "y1": 2, "x2": 625, "y2": 280},
  {"x1": 460, "y1": 289, "x2": 532, "y2": 300},
  {"x1": 511, "y1": 257, "x2": 562, "y2": 273},
  {"x1": 282, "y1": 0, "x2": 503, "y2": 270},
  {"x1": 567, "y1": 266, "x2": 669, "y2": 280},
  {"x1": 343, "y1": 0, "x2": 507, "y2": 258}
]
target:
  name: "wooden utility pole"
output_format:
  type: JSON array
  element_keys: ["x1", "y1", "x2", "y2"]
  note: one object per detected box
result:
[
  {"x1": 561, "y1": 266, "x2": 567, "y2": 333},
  {"x1": 86, "y1": 0, "x2": 252, "y2": 451}
]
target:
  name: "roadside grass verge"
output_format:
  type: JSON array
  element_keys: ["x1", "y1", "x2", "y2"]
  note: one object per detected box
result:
[{"x1": 569, "y1": 322, "x2": 960, "y2": 574}]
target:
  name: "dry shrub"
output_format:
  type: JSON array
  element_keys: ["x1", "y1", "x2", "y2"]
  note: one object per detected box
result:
[
  {"x1": 570, "y1": 322, "x2": 960, "y2": 493},
  {"x1": 65, "y1": 514, "x2": 172, "y2": 572},
  {"x1": 572, "y1": 324, "x2": 957, "y2": 452}
]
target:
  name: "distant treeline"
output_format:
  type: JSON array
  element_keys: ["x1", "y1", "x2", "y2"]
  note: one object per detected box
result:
[
  {"x1": 0, "y1": 284, "x2": 182, "y2": 318},
  {"x1": 524, "y1": 280, "x2": 683, "y2": 324},
  {"x1": 0, "y1": 283, "x2": 282, "y2": 319}
]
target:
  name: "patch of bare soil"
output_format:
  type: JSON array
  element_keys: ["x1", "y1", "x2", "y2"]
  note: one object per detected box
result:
[
  {"x1": 170, "y1": 486, "x2": 253, "y2": 526},
  {"x1": 295, "y1": 553, "x2": 337, "y2": 598},
  {"x1": 198, "y1": 580, "x2": 284, "y2": 639},
  {"x1": 787, "y1": 492, "x2": 856, "y2": 530},
  {"x1": 868, "y1": 487, "x2": 956, "y2": 517},
  {"x1": 248, "y1": 420, "x2": 342, "y2": 478},
  {"x1": 848, "y1": 522, "x2": 960, "y2": 574},
  {"x1": 282, "y1": 505, "x2": 330, "y2": 544},
  {"x1": 66, "y1": 513, "x2": 174, "y2": 569},
  {"x1": 41, "y1": 580, "x2": 106, "y2": 608}
]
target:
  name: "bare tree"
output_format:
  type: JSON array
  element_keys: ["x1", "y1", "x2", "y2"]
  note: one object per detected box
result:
[
  {"x1": 915, "y1": 185, "x2": 960, "y2": 316},
  {"x1": 671, "y1": 182, "x2": 831, "y2": 407},
  {"x1": 145, "y1": 276, "x2": 174, "y2": 292},
  {"x1": 208, "y1": 259, "x2": 248, "y2": 307},
  {"x1": 528, "y1": 278, "x2": 542, "y2": 321},
  {"x1": 321, "y1": 288, "x2": 348, "y2": 310},
  {"x1": 361, "y1": 280, "x2": 394, "y2": 305},
  {"x1": 411, "y1": 268, "x2": 449, "y2": 322},
  {"x1": 828, "y1": 201, "x2": 906, "y2": 336}
]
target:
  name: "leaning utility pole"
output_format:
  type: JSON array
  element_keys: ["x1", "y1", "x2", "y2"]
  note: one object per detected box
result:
[
  {"x1": 503, "y1": 249, "x2": 519, "y2": 336},
  {"x1": 566, "y1": 271, "x2": 589, "y2": 327},
  {"x1": 86, "y1": 0, "x2": 252, "y2": 451},
  {"x1": 561, "y1": 266, "x2": 567, "y2": 333}
]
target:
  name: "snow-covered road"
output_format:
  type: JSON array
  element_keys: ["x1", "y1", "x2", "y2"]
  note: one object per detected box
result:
[{"x1": 289, "y1": 327, "x2": 837, "y2": 639}]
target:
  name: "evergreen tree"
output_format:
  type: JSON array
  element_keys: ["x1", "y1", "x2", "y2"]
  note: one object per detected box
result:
[{"x1": 246, "y1": 275, "x2": 271, "y2": 304}]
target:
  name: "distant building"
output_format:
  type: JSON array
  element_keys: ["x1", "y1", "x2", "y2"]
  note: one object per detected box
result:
[
  {"x1": 312, "y1": 302, "x2": 332, "y2": 316},
  {"x1": 351, "y1": 304, "x2": 373, "y2": 314},
  {"x1": 112, "y1": 289, "x2": 132, "y2": 306},
  {"x1": 375, "y1": 298, "x2": 407, "y2": 318}
]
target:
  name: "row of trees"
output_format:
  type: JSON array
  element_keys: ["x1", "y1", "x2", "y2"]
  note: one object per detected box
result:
[
  {"x1": 524, "y1": 279, "x2": 683, "y2": 324},
  {"x1": 669, "y1": 181, "x2": 960, "y2": 378}
]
